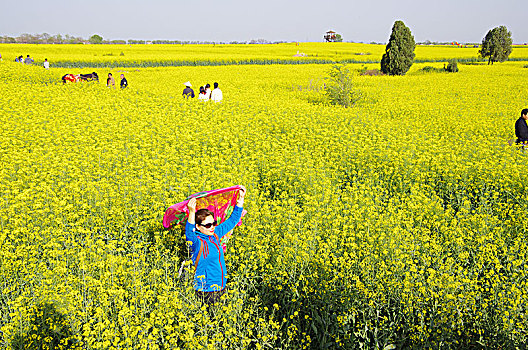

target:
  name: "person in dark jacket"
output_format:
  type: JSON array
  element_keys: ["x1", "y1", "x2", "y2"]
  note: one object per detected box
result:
[
  {"x1": 515, "y1": 109, "x2": 528, "y2": 144},
  {"x1": 120, "y1": 74, "x2": 128, "y2": 89},
  {"x1": 183, "y1": 81, "x2": 195, "y2": 98}
]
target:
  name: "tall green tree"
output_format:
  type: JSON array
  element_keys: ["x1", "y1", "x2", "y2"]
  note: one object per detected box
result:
[
  {"x1": 380, "y1": 20, "x2": 416, "y2": 76},
  {"x1": 89, "y1": 34, "x2": 103, "y2": 44},
  {"x1": 479, "y1": 26, "x2": 512, "y2": 65}
]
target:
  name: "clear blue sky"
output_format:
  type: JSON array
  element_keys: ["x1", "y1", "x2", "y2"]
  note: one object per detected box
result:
[{"x1": 1, "y1": 0, "x2": 527, "y2": 43}]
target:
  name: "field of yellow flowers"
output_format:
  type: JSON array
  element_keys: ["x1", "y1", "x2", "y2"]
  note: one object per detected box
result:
[
  {"x1": 1, "y1": 47, "x2": 528, "y2": 349},
  {"x1": 2, "y1": 43, "x2": 528, "y2": 68}
]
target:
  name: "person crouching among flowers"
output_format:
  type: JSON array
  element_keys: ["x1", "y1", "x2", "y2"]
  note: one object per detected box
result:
[{"x1": 186, "y1": 186, "x2": 246, "y2": 304}]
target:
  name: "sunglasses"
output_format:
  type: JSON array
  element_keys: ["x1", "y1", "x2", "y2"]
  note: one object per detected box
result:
[{"x1": 198, "y1": 220, "x2": 217, "y2": 229}]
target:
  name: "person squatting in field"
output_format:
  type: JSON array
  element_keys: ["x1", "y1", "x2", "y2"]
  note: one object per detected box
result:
[
  {"x1": 186, "y1": 186, "x2": 246, "y2": 304},
  {"x1": 183, "y1": 81, "x2": 195, "y2": 98}
]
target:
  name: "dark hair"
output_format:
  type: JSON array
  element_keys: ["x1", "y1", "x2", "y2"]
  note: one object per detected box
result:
[
  {"x1": 195, "y1": 209, "x2": 214, "y2": 224},
  {"x1": 108, "y1": 73, "x2": 112, "y2": 76},
  {"x1": 205, "y1": 83, "x2": 210, "y2": 88},
  {"x1": 199, "y1": 86, "x2": 205, "y2": 94},
  {"x1": 522, "y1": 109, "x2": 528, "y2": 117},
  {"x1": 214, "y1": 82, "x2": 219, "y2": 89}
]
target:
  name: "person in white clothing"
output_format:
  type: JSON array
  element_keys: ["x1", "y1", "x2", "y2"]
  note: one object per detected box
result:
[
  {"x1": 43, "y1": 58, "x2": 50, "y2": 69},
  {"x1": 210, "y1": 82, "x2": 223, "y2": 103}
]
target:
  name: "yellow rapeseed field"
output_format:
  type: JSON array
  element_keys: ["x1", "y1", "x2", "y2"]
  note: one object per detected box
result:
[
  {"x1": 2, "y1": 43, "x2": 528, "y2": 67},
  {"x1": 1, "y1": 45, "x2": 528, "y2": 349}
]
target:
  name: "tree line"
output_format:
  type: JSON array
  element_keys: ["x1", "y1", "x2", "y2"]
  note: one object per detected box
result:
[
  {"x1": 1, "y1": 33, "x2": 86, "y2": 44},
  {"x1": 0, "y1": 33, "x2": 288, "y2": 45}
]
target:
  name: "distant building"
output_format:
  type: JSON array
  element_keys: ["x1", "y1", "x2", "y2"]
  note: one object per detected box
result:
[{"x1": 324, "y1": 31, "x2": 337, "y2": 42}]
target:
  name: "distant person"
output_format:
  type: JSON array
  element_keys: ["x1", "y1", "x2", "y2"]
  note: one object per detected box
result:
[
  {"x1": 210, "y1": 82, "x2": 223, "y2": 103},
  {"x1": 16, "y1": 55, "x2": 23, "y2": 63},
  {"x1": 183, "y1": 81, "x2": 195, "y2": 98},
  {"x1": 204, "y1": 83, "x2": 212, "y2": 99},
  {"x1": 120, "y1": 74, "x2": 128, "y2": 89},
  {"x1": 515, "y1": 108, "x2": 528, "y2": 145},
  {"x1": 43, "y1": 58, "x2": 49, "y2": 69},
  {"x1": 24, "y1": 55, "x2": 34, "y2": 64},
  {"x1": 0, "y1": 53, "x2": 2, "y2": 61},
  {"x1": 107, "y1": 73, "x2": 115, "y2": 87},
  {"x1": 198, "y1": 86, "x2": 209, "y2": 101}
]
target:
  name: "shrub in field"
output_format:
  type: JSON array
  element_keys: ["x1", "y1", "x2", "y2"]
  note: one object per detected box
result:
[
  {"x1": 420, "y1": 60, "x2": 458, "y2": 73},
  {"x1": 420, "y1": 66, "x2": 445, "y2": 73},
  {"x1": 325, "y1": 63, "x2": 362, "y2": 107},
  {"x1": 361, "y1": 69, "x2": 385, "y2": 76},
  {"x1": 445, "y1": 59, "x2": 459, "y2": 72},
  {"x1": 381, "y1": 20, "x2": 416, "y2": 75}
]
